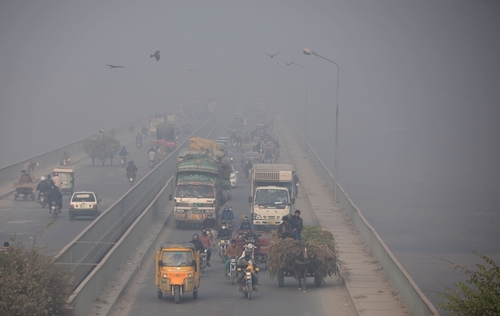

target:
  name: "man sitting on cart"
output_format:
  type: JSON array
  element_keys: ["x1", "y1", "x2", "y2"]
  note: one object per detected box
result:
[{"x1": 18, "y1": 170, "x2": 32, "y2": 184}]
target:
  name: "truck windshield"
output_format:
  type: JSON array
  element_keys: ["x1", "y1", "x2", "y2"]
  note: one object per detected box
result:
[
  {"x1": 255, "y1": 189, "x2": 288, "y2": 205},
  {"x1": 175, "y1": 185, "x2": 215, "y2": 198}
]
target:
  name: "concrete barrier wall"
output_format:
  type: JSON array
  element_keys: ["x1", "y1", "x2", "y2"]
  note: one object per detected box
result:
[{"x1": 284, "y1": 120, "x2": 439, "y2": 316}]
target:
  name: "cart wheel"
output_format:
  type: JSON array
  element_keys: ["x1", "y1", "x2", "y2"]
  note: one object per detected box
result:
[
  {"x1": 192, "y1": 289, "x2": 198, "y2": 299},
  {"x1": 277, "y1": 269, "x2": 285, "y2": 287},
  {"x1": 14, "y1": 194, "x2": 18, "y2": 201},
  {"x1": 157, "y1": 290, "x2": 163, "y2": 299}
]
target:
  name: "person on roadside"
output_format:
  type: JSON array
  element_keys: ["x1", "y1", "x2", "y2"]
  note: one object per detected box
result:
[{"x1": 290, "y1": 210, "x2": 303, "y2": 240}]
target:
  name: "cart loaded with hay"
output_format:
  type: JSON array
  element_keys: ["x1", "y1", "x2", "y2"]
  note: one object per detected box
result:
[{"x1": 266, "y1": 226, "x2": 339, "y2": 291}]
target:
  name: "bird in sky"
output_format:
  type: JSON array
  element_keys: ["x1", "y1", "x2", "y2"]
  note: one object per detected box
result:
[
  {"x1": 106, "y1": 65, "x2": 125, "y2": 69},
  {"x1": 264, "y1": 51, "x2": 280, "y2": 58},
  {"x1": 188, "y1": 69, "x2": 198, "y2": 73},
  {"x1": 150, "y1": 50, "x2": 160, "y2": 61}
]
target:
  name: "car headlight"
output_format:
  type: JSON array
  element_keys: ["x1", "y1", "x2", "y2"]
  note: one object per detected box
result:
[{"x1": 253, "y1": 214, "x2": 262, "y2": 220}]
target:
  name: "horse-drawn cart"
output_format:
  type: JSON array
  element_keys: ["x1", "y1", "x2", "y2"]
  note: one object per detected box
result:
[
  {"x1": 266, "y1": 227, "x2": 339, "y2": 291},
  {"x1": 13, "y1": 182, "x2": 36, "y2": 201}
]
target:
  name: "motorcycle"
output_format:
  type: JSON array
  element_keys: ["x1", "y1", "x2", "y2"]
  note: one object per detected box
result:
[
  {"x1": 38, "y1": 192, "x2": 48, "y2": 208},
  {"x1": 149, "y1": 159, "x2": 156, "y2": 169},
  {"x1": 218, "y1": 238, "x2": 230, "y2": 262},
  {"x1": 121, "y1": 155, "x2": 127, "y2": 166},
  {"x1": 50, "y1": 201, "x2": 59, "y2": 219},
  {"x1": 200, "y1": 249, "x2": 208, "y2": 274},
  {"x1": 228, "y1": 256, "x2": 238, "y2": 285},
  {"x1": 244, "y1": 238, "x2": 256, "y2": 260},
  {"x1": 136, "y1": 140, "x2": 142, "y2": 149},
  {"x1": 239, "y1": 268, "x2": 256, "y2": 299},
  {"x1": 127, "y1": 173, "x2": 135, "y2": 186}
]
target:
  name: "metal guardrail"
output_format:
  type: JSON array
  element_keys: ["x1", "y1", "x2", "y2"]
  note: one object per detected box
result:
[
  {"x1": 58, "y1": 110, "x2": 229, "y2": 315},
  {"x1": 284, "y1": 120, "x2": 440, "y2": 316}
]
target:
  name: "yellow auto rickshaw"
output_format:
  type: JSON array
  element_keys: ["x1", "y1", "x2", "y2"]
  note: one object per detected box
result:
[{"x1": 155, "y1": 242, "x2": 200, "y2": 304}]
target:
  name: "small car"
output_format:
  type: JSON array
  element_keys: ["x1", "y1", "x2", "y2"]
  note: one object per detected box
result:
[
  {"x1": 230, "y1": 165, "x2": 238, "y2": 188},
  {"x1": 69, "y1": 191, "x2": 101, "y2": 220}
]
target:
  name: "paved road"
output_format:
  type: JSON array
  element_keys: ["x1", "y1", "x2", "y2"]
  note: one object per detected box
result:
[
  {"x1": 110, "y1": 124, "x2": 356, "y2": 316},
  {"x1": 0, "y1": 129, "x2": 193, "y2": 254}
]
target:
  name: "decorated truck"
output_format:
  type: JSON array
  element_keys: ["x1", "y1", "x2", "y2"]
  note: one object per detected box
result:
[
  {"x1": 248, "y1": 164, "x2": 296, "y2": 229},
  {"x1": 151, "y1": 122, "x2": 176, "y2": 153},
  {"x1": 149, "y1": 114, "x2": 164, "y2": 138},
  {"x1": 171, "y1": 138, "x2": 231, "y2": 228}
]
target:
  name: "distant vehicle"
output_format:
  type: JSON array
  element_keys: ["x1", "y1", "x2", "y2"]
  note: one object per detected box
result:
[
  {"x1": 69, "y1": 191, "x2": 101, "y2": 221},
  {"x1": 227, "y1": 122, "x2": 242, "y2": 134},
  {"x1": 216, "y1": 139, "x2": 230, "y2": 147},
  {"x1": 216, "y1": 136, "x2": 230, "y2": 143},
  {"x1": 230, "y1": 165, "x2": 238, "y2": 188}
]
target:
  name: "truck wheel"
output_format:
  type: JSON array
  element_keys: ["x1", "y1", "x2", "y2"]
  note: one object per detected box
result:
[
  {"x1": 174, "y1": 286, "x2": 180, "y2": 304},
  {"x1": 278, "y1": 269, "x2": 285, "y2": 287},
  {"x1": 157, "y1": 290, "x2": 162, "y2": 299}
]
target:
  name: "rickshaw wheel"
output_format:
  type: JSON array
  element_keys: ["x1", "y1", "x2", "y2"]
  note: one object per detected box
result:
[
  {"x1": 157, "y1": 290, "x2": 162, "y2": 299},
  {"x1": 174, "y1": 287, "x2": 180, "y2": 304},
  {"x1": 193, "y1": 289, "x2": 198, "y2": 299}
]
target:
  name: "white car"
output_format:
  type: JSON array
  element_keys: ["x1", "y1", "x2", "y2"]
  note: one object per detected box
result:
[
  {"x1": 230, "y1": 165, "x2": 238, "y2": 188},
  {"x1": 69, "y1": 191, "x2": 101, "y2": 221}
]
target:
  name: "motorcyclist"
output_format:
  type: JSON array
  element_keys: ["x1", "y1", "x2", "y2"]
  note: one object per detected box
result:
[
  {"x1": 147, "y1": 149, "x2": 157, "y2": 164},
  {"x1": 141, "y1": 126, "x2": 148, "y2": 138},
  {"x1": 199, "y1": 229, "x2": 213, "y2": 267},
  {"x1": 46, "y1": 174, "x2": 55, "y2": 189},
  {"x1": 126, "y1": 161, "x2": 138, "y2": 181},
  {"x1": 147, "y1": 146, "x2": 157, "y2": 155},
  {"x1": 244, "y1": 160, "x2": 253, "y2": 179},
  {"x1": 36, "y1": 176, "x2": 51, "y2": 200},
  {"x1": 223, "y1": 239, "x2": 242, "y2": 277},
  {"x1": 119, "y1": 146, "x2": 129, "y2": 160},
  {"x1": 219, "y1": 205, "x2": 234, "y2": 227},
  {"x1": 47, "y1": 185, "x2": 63, "y2": 213},
  {"x1": 217, "y1": 222, "x2": 232, "y2": 240},
  {"x1": 201, "y1": 214, "x2": 217, "y2": 230},
  {"x1": 237, "y1": 216, "x2": 254, "y2": 231},
  {"x1": 237, "y1": 250, "x2": 259, "y2": 292},
  {"x1": 190, "y1": 234, "x2": 205, "y2": 253},
  {"x1": 136, "y1": 133, "x2": 142, "y2": 145},
  {"x1": 277, "y1": 215, "x2": 293, "y2": 239}
]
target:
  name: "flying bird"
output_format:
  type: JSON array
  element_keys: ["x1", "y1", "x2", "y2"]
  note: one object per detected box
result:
[
  {"x1": 264, "y1": 51, "x2": 280, "y2": 58},
  {"x1": 150, "y1": 50, "x2": 160, "y2": 61},
  {"x1": 106, "y1": 65, "x2": 125, "y2": 69},
  {"x1": 188, "y1": 69, "x2": 198, "y2": 73}
]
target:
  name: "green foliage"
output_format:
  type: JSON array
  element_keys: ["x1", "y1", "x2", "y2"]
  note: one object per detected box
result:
[
  {"x1": 0, "y1": 239, "x2": 73, "y2": 316},
  {"x1": 438, "y1": 252, "x2": 500, "y2": 315}
]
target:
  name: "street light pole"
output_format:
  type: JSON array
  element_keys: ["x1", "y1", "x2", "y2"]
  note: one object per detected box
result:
[
  {"x1": 286, "y1": 60, "x2": 308, "y2": 141},
  {"x1": 303, "y1": 48, "x2": 340, "y2": 203}
]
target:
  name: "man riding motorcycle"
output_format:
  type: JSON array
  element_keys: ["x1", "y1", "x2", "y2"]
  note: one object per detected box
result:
[
  {"x1": 199, "y1": 229, "x2": 213, "y2": 267},
  {"x1": 190, "y1": 234, "x2": 205, "y2": 252},
  {"x1": 201, "y1": 214, "x2": 217, "y2": 230},
  {"x1": 119, "y1": 146, "x2": 129, "y2": 159},
  {"x1": 36, "y1": 176, "x2": 51, "y2": 200},
  {"x1": 147, "y1": 148, "x2": 157, "y2": 165},
  {"x1": 237, "y1": 216, "x2": 254, "y2": 231},
  {"x1": 219, "y1": 205, "x2": 234, "y2": 227},
  {"x1": 135, "y1": 133, "x2": 142, "y2": 145},
  {"x1": 126, "y1": 161, "x2": 138, "y2": 181},
  {"x1": 47, "y1": 185, "x2": 63, "y2": 213},
  {"x1": 237, "y1": 251, "x2": 259, "y2": 292},
  {"x1": 223, "y1": 239, "x2": 242, "y2": 277}
]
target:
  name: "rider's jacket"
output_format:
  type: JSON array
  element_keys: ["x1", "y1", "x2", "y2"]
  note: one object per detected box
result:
[
  {"x1": 217, "y1": 228, "x2": 232, "y2": 239},
  {"x1": 290, "y1": 215, "x2": 303, "y2": 231},
  {"x1": 136, "y1": 134, "x2": 142, "y2": 141},
  {"x1": 190, "y1": 239, "x2": 205, "y2": 253},
  {"x1": 237, "y1": 222, "x2": 253, "y2": 231},
  {"x1": 201, "y1": 218, "x2": 217, "y2": 229},
  {"x1": 48, "y1": 188, "x2": 62, "y2": 203},
  {"x1": 199, "y1": 234, "x2": 213, "y2": 249},
  {"x1": 36, "y1": 180, "x2": 51, "y2": 192},
  {"x1": 220, "y1": 210, "x2": 234, "y2": 221},
  {"x1": 119, "y1": 148, "x2": 128, "y2": 156},
  {"x1": 224, "y1": 245, "x2": 241, "y2": 258},
  {"x1": 126, "y1": 164, "x2": 138, "y2": 174}
]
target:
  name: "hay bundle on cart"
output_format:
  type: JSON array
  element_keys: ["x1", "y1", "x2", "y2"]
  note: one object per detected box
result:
[{"x1": 267, "y1": 226, "x2": 339, "y2": 287}]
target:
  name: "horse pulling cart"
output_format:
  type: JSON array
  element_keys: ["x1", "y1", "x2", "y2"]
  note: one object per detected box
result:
[
  {"x1": 13, "y1": 183, "x2": 36, "y2": 201},
  {"x1": 266, "y1": 227, "x2": 339, "y2": 292}
]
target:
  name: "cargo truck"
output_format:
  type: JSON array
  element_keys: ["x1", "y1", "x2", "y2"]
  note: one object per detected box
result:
[{"x1": 248, "y1": 164, "x2": 296, "y2": 229}]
